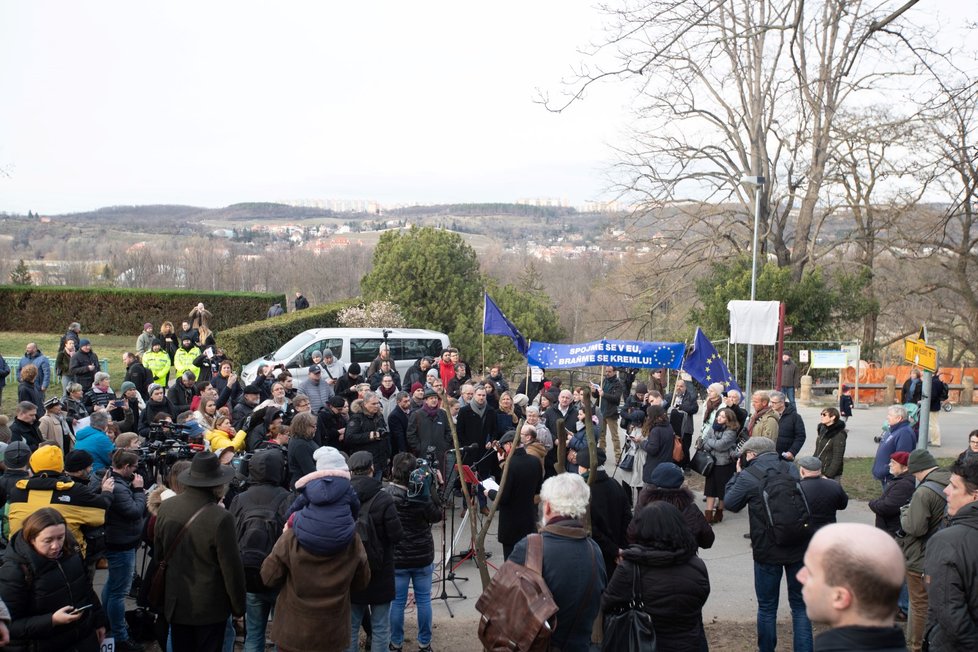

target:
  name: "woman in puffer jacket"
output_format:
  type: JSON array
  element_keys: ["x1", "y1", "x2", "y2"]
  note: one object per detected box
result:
[
  {"x1": 385, "y1": 452, "x2": 442, "y2": 652},
  {"x1": 0, "y1": 507, "x2": 107, "y2": 652},
  {"x1": 205, "y1": 415, "x2": 247, "y2": 454},
  {"x1": 602, "y1": 501, "x2": 711, "y2": 652}
]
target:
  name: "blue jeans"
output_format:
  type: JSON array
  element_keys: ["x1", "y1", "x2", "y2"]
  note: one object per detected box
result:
[
  {"x1": 898, "y1": 579, "x2": 909, "y2": 613},
  {"x1": 782, "y1": 387, "x2": 796, "y2": 404},
  {"x1": 102, "y1": 548, "x2": 136, "y2": 642},
  {"x1": 391, "y1": 564, "x2": 433, "y2": 647},
  {"x1": 754, "y1": 560, "x2": 812, "y2": 652},
  {"x1": 350, "y1": 601, "x2": 391, "y2": 652},
  {"x1": 245, "y1": 591, "x2": 277, "y2": 652}
]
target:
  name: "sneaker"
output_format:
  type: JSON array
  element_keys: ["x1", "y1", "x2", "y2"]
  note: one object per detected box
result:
[
  {"x1": 389, "y1": 644, "x2": 402, "y2": 652},
  {"x1": 418, "y1": 646, "x2": 433, "y2": 652},
  {"x1": 115, "y1": 640, "x2": 144, "y2": 652}
]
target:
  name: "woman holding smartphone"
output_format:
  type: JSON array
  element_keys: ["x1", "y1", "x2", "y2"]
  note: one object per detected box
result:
[{"x1": 0, "y1": 507, "x2": 106, "y2": 651}]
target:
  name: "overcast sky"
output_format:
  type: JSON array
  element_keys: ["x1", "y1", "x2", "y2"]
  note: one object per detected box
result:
[{"x1": 1, "y1": 1, "x2": 973, "y2": 214}]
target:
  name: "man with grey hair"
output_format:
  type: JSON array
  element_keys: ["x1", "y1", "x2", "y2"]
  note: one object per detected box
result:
[
  {"x1": 797, "y1": 523, "x2": 907, "y2": 650},
  {"x1": 366, "y1": 342, "x2": 397, "y2": 378},
  {"x1": 770, "y1": 390, "x2": 806, "y2": 461},
  {"x1": 458, "y1": 383, "x2": 475, "y2": 408},
  {"x1": 872, "y1": 404, "x2": 916, "y2": 487},
  {"x1": 345, "y1": 390, "x2": 390, "y2": 479},
  {"x1": 725, "y1": 436, "x2": 814, "y2": 652},
  {"x1": 508, "y1": 473, "x2": 607, "y2": 651}
]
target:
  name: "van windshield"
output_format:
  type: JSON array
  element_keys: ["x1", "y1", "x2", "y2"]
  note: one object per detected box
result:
[{"x1": 271, "y1": 332, "x2": 318, "y2": 360}]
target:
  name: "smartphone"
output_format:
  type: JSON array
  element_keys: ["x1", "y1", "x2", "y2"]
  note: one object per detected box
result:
[
  {"x1": 112, "y1": 399, "x2": 126, "y2": 408},
  {"x1": 71, "y1": 604, "x2": 92, "y2": 614}
]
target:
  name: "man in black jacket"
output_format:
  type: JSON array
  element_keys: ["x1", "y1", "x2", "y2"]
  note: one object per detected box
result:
[
  {"x1": 345, "y1": 392, "x2": 390, "y2": 478},
  {"x1": 10, "y1": 401, "x2": 43, "y2": 451},
  {"x1": 798, "y1": 522, "x2": 908, "y2": 652},
  {"x1": 770, "y1": 391, "x2": 806, "y2": 461},
  {"x1": 797, "y1": 456, "x2": 848, "y2": 530},
  {"x1": 167, "y1": 371, "x2": 198, "y2": 416},
  {"x1": 592, "y1": 367, "x2": 624, "y2": 461},
  {"x1": 724, "y1": 436, "x2": 813, "y2": 652},
  {"x1": 123, "y1": 352, "x2": 154, "y2": 400},
  {"x1": 69, "y1": 338, "x2": 100, "y2": 392},
  {"x1": 485, "y1": 430, "x2": 543, "y2": 560},
  {"x1": 348, "y1": 451, "x2": 404, "y2": 651},
  {"x1": 577, "y1": 446, "x2": 630, "y2": 576},
  {"x1": 924, "y1": 457, "x2": 978, "y2": 651},
  {"x1": 228, "y1": 447, "x2": 293, "y2": 652}
]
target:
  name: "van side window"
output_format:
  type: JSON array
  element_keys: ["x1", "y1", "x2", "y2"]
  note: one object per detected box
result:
[
  {"x1": 351, "y1": 339, "x2": 384, "y2": 365},
  {"x1": 297, "y1": 338, "x2": 343, "y2": 367}
]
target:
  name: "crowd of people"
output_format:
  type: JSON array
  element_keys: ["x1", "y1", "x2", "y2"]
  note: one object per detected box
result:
[{"x1": 0, "y1": 313, "x2": 974, "y2": 652}]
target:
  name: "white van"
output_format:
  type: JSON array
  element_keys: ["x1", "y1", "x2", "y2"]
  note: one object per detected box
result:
[{"x1": 239, "y1": 328, "x2": 450, "y2": 385}]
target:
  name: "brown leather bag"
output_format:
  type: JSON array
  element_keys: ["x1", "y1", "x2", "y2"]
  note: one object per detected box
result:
[
  {"x1": 672, "y1": 435, "x2": 684, "y2": 463},
  {"x1": 147, "y1": 504, "x2": 211, "y2": 611},
  {"x1": 476, "y1": 534, "x2": 559, "y2": 651}
]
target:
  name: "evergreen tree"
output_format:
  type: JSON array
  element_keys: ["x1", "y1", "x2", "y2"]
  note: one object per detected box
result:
[{"x1": 10, "y1": 259, "x2": 33, "y2": 285}]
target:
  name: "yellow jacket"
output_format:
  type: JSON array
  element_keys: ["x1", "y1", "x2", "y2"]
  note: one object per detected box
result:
[
  {"x1": 206, "y1": 427, "x2": 247, "y2": 453},
  {"x1": 143, "y1": 349, "x2": 172, "y2": 386},
  {"x1": 174, "y1": 346, "x2": 201, "y2": 380}
]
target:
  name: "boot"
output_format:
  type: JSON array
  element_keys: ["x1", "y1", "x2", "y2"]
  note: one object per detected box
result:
[
  {"x1": 704, "y1": 509, "x2": 714, "y2": 524},
  {"x1": 714, "y1": 507, "x2": 723, "y2": 523}
]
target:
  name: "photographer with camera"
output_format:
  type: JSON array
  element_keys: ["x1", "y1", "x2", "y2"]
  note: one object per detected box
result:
[{"x1": 345, "y1": 392, "x2": 390, "y2": 481}]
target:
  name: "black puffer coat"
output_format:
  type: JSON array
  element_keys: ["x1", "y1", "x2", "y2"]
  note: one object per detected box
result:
[
  {"x1": 345, "y1": 409, "x2": 391, "y2": 471},
  {"x1": 0, "y1": 531, "x2": 107, "y2": 652},
  {"x1": 924, "y1": 500, "x2": 978, "y2": 652},
  {"x1": 350, "y1": 474, "x2": 404, "y2": 604},
  {"x1": 601, "y1": 545, "x2": 711, "y2": 652},
  {"x1": 385, "y1": 483, "x2": 441, "y2": 569},
  {"x1": 868, "y1": 473, "x2": 915, "y2": 536}
]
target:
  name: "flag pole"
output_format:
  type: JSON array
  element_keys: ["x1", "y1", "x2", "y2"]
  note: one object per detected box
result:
[{"x1": 481, "y1": 292, "x2": 487, "y2": 378}]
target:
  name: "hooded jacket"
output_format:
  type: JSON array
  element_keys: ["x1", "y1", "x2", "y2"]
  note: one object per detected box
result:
[
  {"x1": 724, "y1": 451, "x2": 809, "y2": 564},
  {"x1": 287, "y1": 469, "x2": 359, "y2": 557},
  {"x1": 7, "y1": 472, "x2": 110, "y2": 558},
  {"x1": 924, "y1": 500, "x2": 978, "y2": 651},
  {"x1": 601, "y1": 545, "x2": 711, "y2": 652},
  {"x1": 0, "y1": 531, "x2": 107, "y2": 652},
  {"x1": 899, "y1": 467, "x2": 951, "y2": 572},
  {"x1": 350, "y1": 473, "x2": 404, "y2": 605},
  {"x1": 260, "y1": 528, "x2": 370, "y2": 652}
]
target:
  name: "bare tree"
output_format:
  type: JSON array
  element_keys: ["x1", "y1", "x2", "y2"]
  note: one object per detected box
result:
[{"x1": 546, "y1": 0, "x2": 928, "y2": 284}]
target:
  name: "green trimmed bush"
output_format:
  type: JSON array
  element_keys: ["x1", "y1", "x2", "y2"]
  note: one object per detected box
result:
[
  {"x1": 220, "y1": 299, "x2": 358, "y2": 367},
  {"x1": 0, "y1": 286, "x2": 284, "y2": 335}
]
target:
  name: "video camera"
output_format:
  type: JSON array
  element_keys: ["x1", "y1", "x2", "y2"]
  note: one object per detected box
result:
[
  {"x1": 409, "y1": 457, "x2": 436, "y2": 502},
  {"x1": 138, "y1": 439, "x2": 198, "y2": 483},
  {"x1": 147, "y1": 421, "x2": 199, "y2": 445}
]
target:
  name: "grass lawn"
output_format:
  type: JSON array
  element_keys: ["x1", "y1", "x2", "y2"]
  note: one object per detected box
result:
[
  {"x1": 840, "y1": 456, "x2": 956, "y2": 500},
  {"x1": 1, "y1": 331, "x2": 135, "y2": 415}
]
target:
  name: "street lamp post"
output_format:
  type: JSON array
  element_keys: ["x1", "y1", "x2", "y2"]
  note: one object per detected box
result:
[{"x1": 741, "y1": 175, "x2": 765, "y2": 407}]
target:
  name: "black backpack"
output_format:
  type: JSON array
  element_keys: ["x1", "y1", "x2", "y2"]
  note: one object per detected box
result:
[
  {"x1": 236, "y1": 495, "x2": 290, "y2": 593},
  {"x1": 356, "y1": 492, "x2": 385, "y2": 574},
  {"x1": 746, "y1": 462, "x2": 813, "y2": 546}
]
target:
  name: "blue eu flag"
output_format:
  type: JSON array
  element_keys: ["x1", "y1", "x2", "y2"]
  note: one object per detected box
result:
[
  {"x1": 483, "y1": 293, "x2": 528, "y2": 355},
  {"x1": 683, "y1": 328, "x2": 741, "y2": 393}
]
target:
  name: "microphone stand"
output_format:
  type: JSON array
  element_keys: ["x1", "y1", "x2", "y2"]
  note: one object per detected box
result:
[{"x1": 437, "y1": 449, "x2": 467, "y2": 615}]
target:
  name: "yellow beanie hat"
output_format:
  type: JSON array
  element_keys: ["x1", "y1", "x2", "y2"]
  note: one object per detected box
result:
[{"x1": 30, "y1": 445, "x2": 64, "y2": 474}]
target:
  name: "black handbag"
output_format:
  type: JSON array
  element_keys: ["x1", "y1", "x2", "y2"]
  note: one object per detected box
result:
[
  {"x1": 602, "y1": 564, "x2": 656, "y2": 652},
  {"x1": 690, "y1": 448, "x2": 715, "y2": 477},
  {"x1": 618, "y1": 444, "x2": 636, "y2": 472}
]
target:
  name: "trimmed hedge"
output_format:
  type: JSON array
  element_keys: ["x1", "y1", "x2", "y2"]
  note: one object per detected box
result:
[
  {"x1": 219, "y1": 299, "x2": 358, "y2": 368},
  {"x1": 0, "y1": 286, "x2": 284, "y2": 336}
]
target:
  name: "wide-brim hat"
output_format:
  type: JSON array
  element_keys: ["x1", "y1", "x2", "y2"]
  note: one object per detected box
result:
[{"x1": 178, "y1": 451, "x2": 236, "y2": 487}]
